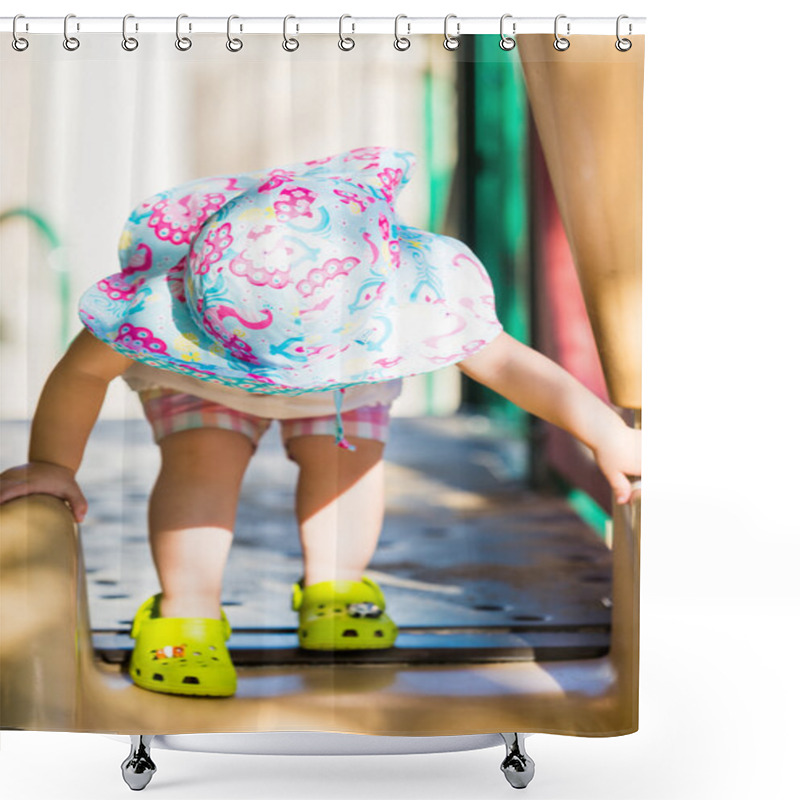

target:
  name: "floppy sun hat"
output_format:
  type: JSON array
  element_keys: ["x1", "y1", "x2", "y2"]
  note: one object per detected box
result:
[{"x1": 79, "y1": 146, "x2": 502, "y2": 400}]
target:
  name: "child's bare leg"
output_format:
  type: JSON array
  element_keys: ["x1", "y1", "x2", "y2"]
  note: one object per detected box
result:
[
  {"x1": 148, "y1": 428, "x2": 253, "y2": 619},
  {"x1": 287, "y1": 435, "x2": 385, "y2": 586}
]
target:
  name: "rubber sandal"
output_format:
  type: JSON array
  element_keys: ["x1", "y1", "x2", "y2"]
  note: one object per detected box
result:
[
  {"x1": 128, "y1": 594, "x2": 237, "y2": 697},
  {"x1": 291, "y1": 576, "x2": 398, "y2": 651}
]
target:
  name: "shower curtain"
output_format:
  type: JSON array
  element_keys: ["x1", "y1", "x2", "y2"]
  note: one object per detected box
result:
[{"x1": 0, "y1": 21, "x2": 643, "y2": 739}]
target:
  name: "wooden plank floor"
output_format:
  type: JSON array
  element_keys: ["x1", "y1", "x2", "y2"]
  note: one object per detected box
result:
[{"x1": 1, "y1": 416, "x2": 612, "y2": 663}]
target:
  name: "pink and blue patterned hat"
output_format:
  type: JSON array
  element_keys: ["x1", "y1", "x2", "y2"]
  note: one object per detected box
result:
[{"x1": 78, "y1": 146, "x2": 502, "y2": 395}]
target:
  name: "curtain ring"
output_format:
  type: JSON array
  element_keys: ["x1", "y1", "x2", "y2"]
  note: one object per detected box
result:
[
  {"x1": 394, "y1": 14, "x2": 411, "y2": 51},
  {"x1": 443, "y1": 14, "x2": 460, "y2": 51},
  {"x1": 553, "y1": 14, "x2": 570, "y2": 51},
  {"x1": 226, "y1": 15, "x2": 243, "y2": 52},
  {"x1": 175, "y1": 14, "x2": 192, "y2": 51},
  {"x1": 122, "y1": 14, "x2": 139, "y2": 51},
  {"x1": 499, "y1": 14, "x2": 516, "y2": 51},
  {"x1": 615, "y1": 14, "x2": 632, "y2": 51},
  {"x1": 12, "y1": 15, "x2": 29, "y2": 52},
  {"x1": 283, "y1": 15, "x2": 299, "y2": 52},
  {"x1": 339, "y1": 14, "x2": 355, "y2": 51},
  {"x1": 63, "y1": 13, "x2": 80, "y2": 51}
]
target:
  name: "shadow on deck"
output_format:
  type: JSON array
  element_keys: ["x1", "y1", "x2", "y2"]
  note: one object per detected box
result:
[{"x1": 1, "y1": 415, "x2": 612, "y2": 665}]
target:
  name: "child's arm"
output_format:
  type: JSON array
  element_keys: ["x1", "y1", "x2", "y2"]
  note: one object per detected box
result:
[
  {"x1": 458, "y1": 332, "x2": 641, "y2": 504},
  {"x1": 0, "y1": 329, "x2": 133, "y2": 521}
]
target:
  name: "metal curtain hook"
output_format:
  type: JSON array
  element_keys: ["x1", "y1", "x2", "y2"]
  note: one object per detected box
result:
[
  {"x1": 12, "y1": 14, "x2": 29, "y2": 51},
  {"x1": 615, "y1": 14, "x2": 632, "y2": 51},
  {"x1": 443, "y1": 14, "x2": 460, "y2": 51},
  {"x1": 122, "y1": 14, "x2": 139, "y2": 51},
  {"x1": 226, "y1": 15, "x2": 243, "y2": 51},
  {"x1": 63, "y1": 13, "x2": 80, "y2": 51},
  {"x1": 553, "y1": 14, "x2": 570, "y2": 51},
  {"x1": 499, "y1": 14, "x2": 516, "y2": 51},
  {"x1": 283, "y1": 15, "x2": 299, "y2": 51},
  {"x1": 339, "y1": 14, "x2": 355, "y2": 51},
  {"x1": 394, "y1": 14, "x2": 411, "y2": 51},
  {"x1": 175, "y1": 14, "x2": 192, "y2": 51}
]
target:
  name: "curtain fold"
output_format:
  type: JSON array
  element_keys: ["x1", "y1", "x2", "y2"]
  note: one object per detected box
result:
[
  {"x1": 518, "y1": 35, "x2": 644, "y2": 409},
  {"x1": 0, "y1": 30, "x2": 643, "y2": 740}
]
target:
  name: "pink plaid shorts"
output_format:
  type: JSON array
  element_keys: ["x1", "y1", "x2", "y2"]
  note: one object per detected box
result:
[{"x1": 138, "y1": 388, "x2": 391, "y2": 451}]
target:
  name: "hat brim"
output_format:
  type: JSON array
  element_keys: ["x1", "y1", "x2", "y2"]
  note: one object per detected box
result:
[{"x1": 78, "y1": 149, "x2": 503, "y2": 394}]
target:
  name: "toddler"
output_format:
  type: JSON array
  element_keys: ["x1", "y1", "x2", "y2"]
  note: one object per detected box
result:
[{"x1": 0, "y1": 146, "x2": 640, "y2": 698}]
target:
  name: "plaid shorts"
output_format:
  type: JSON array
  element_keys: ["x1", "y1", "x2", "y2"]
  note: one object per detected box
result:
[{"x1": 138, "y1": 387, "x2": 391, "y2": 450}]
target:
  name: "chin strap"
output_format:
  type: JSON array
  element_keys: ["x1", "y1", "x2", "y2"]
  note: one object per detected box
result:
[{"x1": 334, "y1": 388, "x2": 356, "y2": 451}]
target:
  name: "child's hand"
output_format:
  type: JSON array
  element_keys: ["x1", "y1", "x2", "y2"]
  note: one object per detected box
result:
[
  {"x1": 0, "y1": 461, "x2": 88, "y2": 523},
  {"x1": 591, "y1": 423, "x2": 642, "y2": 506}
]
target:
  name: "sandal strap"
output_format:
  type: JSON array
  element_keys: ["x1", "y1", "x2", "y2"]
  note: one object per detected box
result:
[
  {"x1": 359, "y1": 576, "x2": 387, "y2": 608},
  {"x1": 131, "y1": 594, "x2": 232, "y2": 639},
  {"x1": 292, "y1": 577, "x2": 387, "y2": 612}
]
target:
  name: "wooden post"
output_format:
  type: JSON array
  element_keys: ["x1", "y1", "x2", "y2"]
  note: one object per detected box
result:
[{"x1": 517, "y1": 35, "x2": 644, "y2": 409}]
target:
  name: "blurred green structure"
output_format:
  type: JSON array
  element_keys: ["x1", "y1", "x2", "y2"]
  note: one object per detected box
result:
[
  {"x1": 458, "y1": 36, "x2": 532, "y2": 433},
  {"x1": 0, "y1": 207, "x2": 69, "y2": 350}
]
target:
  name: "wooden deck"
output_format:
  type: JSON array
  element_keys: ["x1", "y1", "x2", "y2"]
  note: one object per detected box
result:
[{"x1": 2, "y1": 416, "x2": 612, "y2": 665}]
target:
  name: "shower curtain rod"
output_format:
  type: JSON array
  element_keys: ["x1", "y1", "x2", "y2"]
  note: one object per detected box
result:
[{"x1": 1, "y1": 16, "x2": 646, "y2": 37}]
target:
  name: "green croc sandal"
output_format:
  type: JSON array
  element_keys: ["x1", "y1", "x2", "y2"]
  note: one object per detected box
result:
[
  {"x1": 128, "y1": 594, "x2": 237, "y2": 697},
  {"x1": 292, "y1": 576, "x2": 398, "y2": 651}
]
